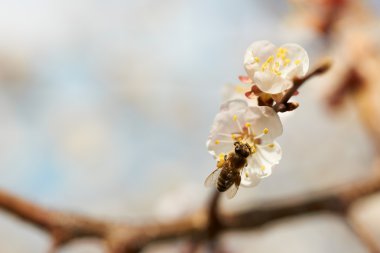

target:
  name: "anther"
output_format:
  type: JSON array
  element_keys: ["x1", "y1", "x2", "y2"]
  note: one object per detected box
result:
[{"x1": 276, "y1": 48, "x2": 288, "y2": 59}]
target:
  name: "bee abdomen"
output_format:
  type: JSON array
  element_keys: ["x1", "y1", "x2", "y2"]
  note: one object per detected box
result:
[
  {"x1": 217, "y1": 170, "x2": 233, "y2": 192},
  {"x1": 217, "y1": 181, "x2": 229, "y2": 192}
]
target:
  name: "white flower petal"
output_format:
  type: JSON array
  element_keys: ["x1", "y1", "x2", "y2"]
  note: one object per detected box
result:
[
  {"x1": 247, "y1": 141, "x2": 282, "y2": 178},
  {"x1": 206, "y1": 138, "x2": 233, "y2": 158},
  {"x1": 243, "y1": 41, "x2": 309, "y2": 94},
  {"x1": 261, "y1": 141, "x2": 282, "y2": 163},
  {"x1": 253, "y1": 71, "x2": 293, "y2": 94},
  {"x1": 244, "y1": 40, "x2": 276, "y2": 79},
  {"x1": 280, "y1": 43, "x2": 309, "y2": 79},
  {"x1": 207, "y1": 105, "x2": 247, "y2": 157},
  {"x1": 240, "y1": 167, "x2": 261, "y2": 187},
  {"x1": 221, "y1": 84, "x2": 258, "y2": 107},
  {"x1": 245, "y1": 106, "x2": 283, "y2": 144},
  {"x1": 220, "y1": 98, "x2": 250, "y2": 112}
]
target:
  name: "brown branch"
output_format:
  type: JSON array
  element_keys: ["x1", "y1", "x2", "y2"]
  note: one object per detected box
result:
[
  {"x1": 0, "y1": 190, "x2": 111, "y2": 248},
  {"x1": 274, "y1": 60, "x2": 332, "y2": 112},
  {"x1": 345, "y1": 212, "x2": 380, "y2": 253},
  {"x1": 207, "y1": 191, "x2": 222, "y2": 240},
  {"x1": 326, "y1": 68, "x2": 363, "y2": 108},
  {"x1": 1, "y1": 166, "x2": 380, "y2": 252}
]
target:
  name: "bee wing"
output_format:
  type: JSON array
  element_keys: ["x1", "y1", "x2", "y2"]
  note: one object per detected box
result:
[
  {"x1": 204, "y1": 168, "x2": 221, "y2": 187},
  {"x1": 226, "y1": 184, "x2": 239, "y2": 199},
  {"x1": 226, "y1": 175, "x2": 241, "y2": 199}
]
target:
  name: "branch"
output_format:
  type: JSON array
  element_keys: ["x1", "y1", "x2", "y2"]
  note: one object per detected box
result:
[
  {"x1": 345, "y1": 212, "x2": 380, "y2": 253},
  {"x1": 0, "y1": 190, "x2": 110, "y2": 248},
  {"x1": 223, "y1": 171, "x2": 379, "y2": 229},
  {"x1": 0, "y1": 166, "x2": 380, "y2": 252},
  {"x1": 274, "y1": 60, "x2": 332, "y2": 112}
]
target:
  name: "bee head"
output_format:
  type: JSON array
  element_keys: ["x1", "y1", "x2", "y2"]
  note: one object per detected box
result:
[{"x1": 234, "y1": 142, "x2": 251, "y2": 158}]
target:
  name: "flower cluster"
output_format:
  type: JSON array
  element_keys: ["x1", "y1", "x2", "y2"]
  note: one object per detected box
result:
[
  {"x1": 206, "y1": 40, "x2": 309, "y2": 196},
  {"x1": 243, "y1": 41, "x2": 309, "y2": 95}
]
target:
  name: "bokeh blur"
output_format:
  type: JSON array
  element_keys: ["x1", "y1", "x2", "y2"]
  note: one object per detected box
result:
[{"x1": 0, "y1": 0, "x2": 380, "y2": 252}]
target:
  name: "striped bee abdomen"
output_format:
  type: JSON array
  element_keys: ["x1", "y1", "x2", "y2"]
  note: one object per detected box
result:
[{"x1": 217, "y1": 168, "x2": 235, "y2": 192}]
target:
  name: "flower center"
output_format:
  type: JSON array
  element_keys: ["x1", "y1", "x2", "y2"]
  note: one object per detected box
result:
[
  {"x1": 230, "y1": 115, "x2": 269, "y2": 154},
  {"x1": 213, "y1": 115, "x2": 275, "y2": 155},
  {"x1": 252, "y1": 47, "x2": 301, "y2": 77}
]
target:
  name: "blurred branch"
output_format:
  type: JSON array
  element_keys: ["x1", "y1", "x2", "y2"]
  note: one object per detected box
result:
[
  {"x1": 1, "y1": 165, "x2": 380, "y2": 252},
  {"x1": 0, "y1": 190, "x2": 109, "y2": 250},
  {"x1": 345, "y1": 213, "x2": 380, "y2": 253},
  {"x1": 207, "y1": 191, "x2": 222, "y2": 240},
  {"x1": 326, "y1": 68, "x2": 363, "y2": 108}
]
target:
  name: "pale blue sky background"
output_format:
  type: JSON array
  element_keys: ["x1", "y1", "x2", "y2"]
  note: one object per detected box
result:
[{"x1": 0, "y1": 1, "x2": 378, "y2": 252}]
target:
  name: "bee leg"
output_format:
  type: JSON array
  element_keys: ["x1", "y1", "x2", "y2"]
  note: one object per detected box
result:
[{"x1": 224, "y1": 155, "x2": 227, "y2": 160}]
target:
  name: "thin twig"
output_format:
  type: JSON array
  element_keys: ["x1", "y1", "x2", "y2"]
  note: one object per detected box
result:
[{"x1": 274, "y1": 60, "x2": 332, "y2": 112}]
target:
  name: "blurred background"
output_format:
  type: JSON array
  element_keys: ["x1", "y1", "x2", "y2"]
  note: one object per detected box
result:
[{"x1": 0, "y1": 0, "x2": 380, "y2": 252}]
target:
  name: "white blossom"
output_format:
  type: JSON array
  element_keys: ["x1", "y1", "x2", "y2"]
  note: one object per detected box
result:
[
  {"x1": 244, "y1": 40, "x2": 309, "y2": 94},
  {"x1": 207, "y1": 100, "x2": 283, "y2": 187},
  {"x1": 221, "y1": 83, "x2": 257, "y2": 107}
]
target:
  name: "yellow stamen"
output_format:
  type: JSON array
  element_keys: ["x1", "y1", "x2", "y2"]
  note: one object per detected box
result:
[
  {"x1": 245, "y1": 122, "x2": 251, "y2": 127},
  {"x1": 233, "y1": 115, "x2": 237, "y2": 121},
  {"x1": 215, "y1": 140, "x2": 220, "y2": 145},
  {"x1": 276, "y1": 47, "x2": 288, "y2": 60},
  {"x1": 268, "y1": 143, "x2": 275, "y2": 148},
  {"x1": 271, "y1": 61, "x2": 282, "y2": 76},
  {"x1": 284, "y1": 58, "x2": 291, "y2": 66},
  {"x1": 260, "y1": 165, "x2": 266, "y2": 171},
  {"x1": 273, "y1": 69, "x2": 282, "y2": 76},
  {"x1": 217, "y1": 153, "x2": 226, "y2": 168},
  {"x1": 254, "y1": 56, "x2": 260, "y2": 63},
  {"x1": 261, "y1": 55, "x2": 274, "y2": 71},
  {"x1": 261, "y1": 63, "x2": 268, "y2": 71},
  {"x1": 263, "y1": 128, "x2": 269, "y2": 134},
  {"x1": 295, "y1": 59, "x2": 301, "y2": 65},
  {"x1": 234, "y1": 86, "x2": 246, "y2": 93},
  {"x1": 245, "y1": 171, "x2": 249, "y2": 178}
]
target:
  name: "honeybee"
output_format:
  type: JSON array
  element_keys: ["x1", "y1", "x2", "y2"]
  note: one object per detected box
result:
[{"x1": 204, "y1": 141, "x2": 252, "y2": 199}]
